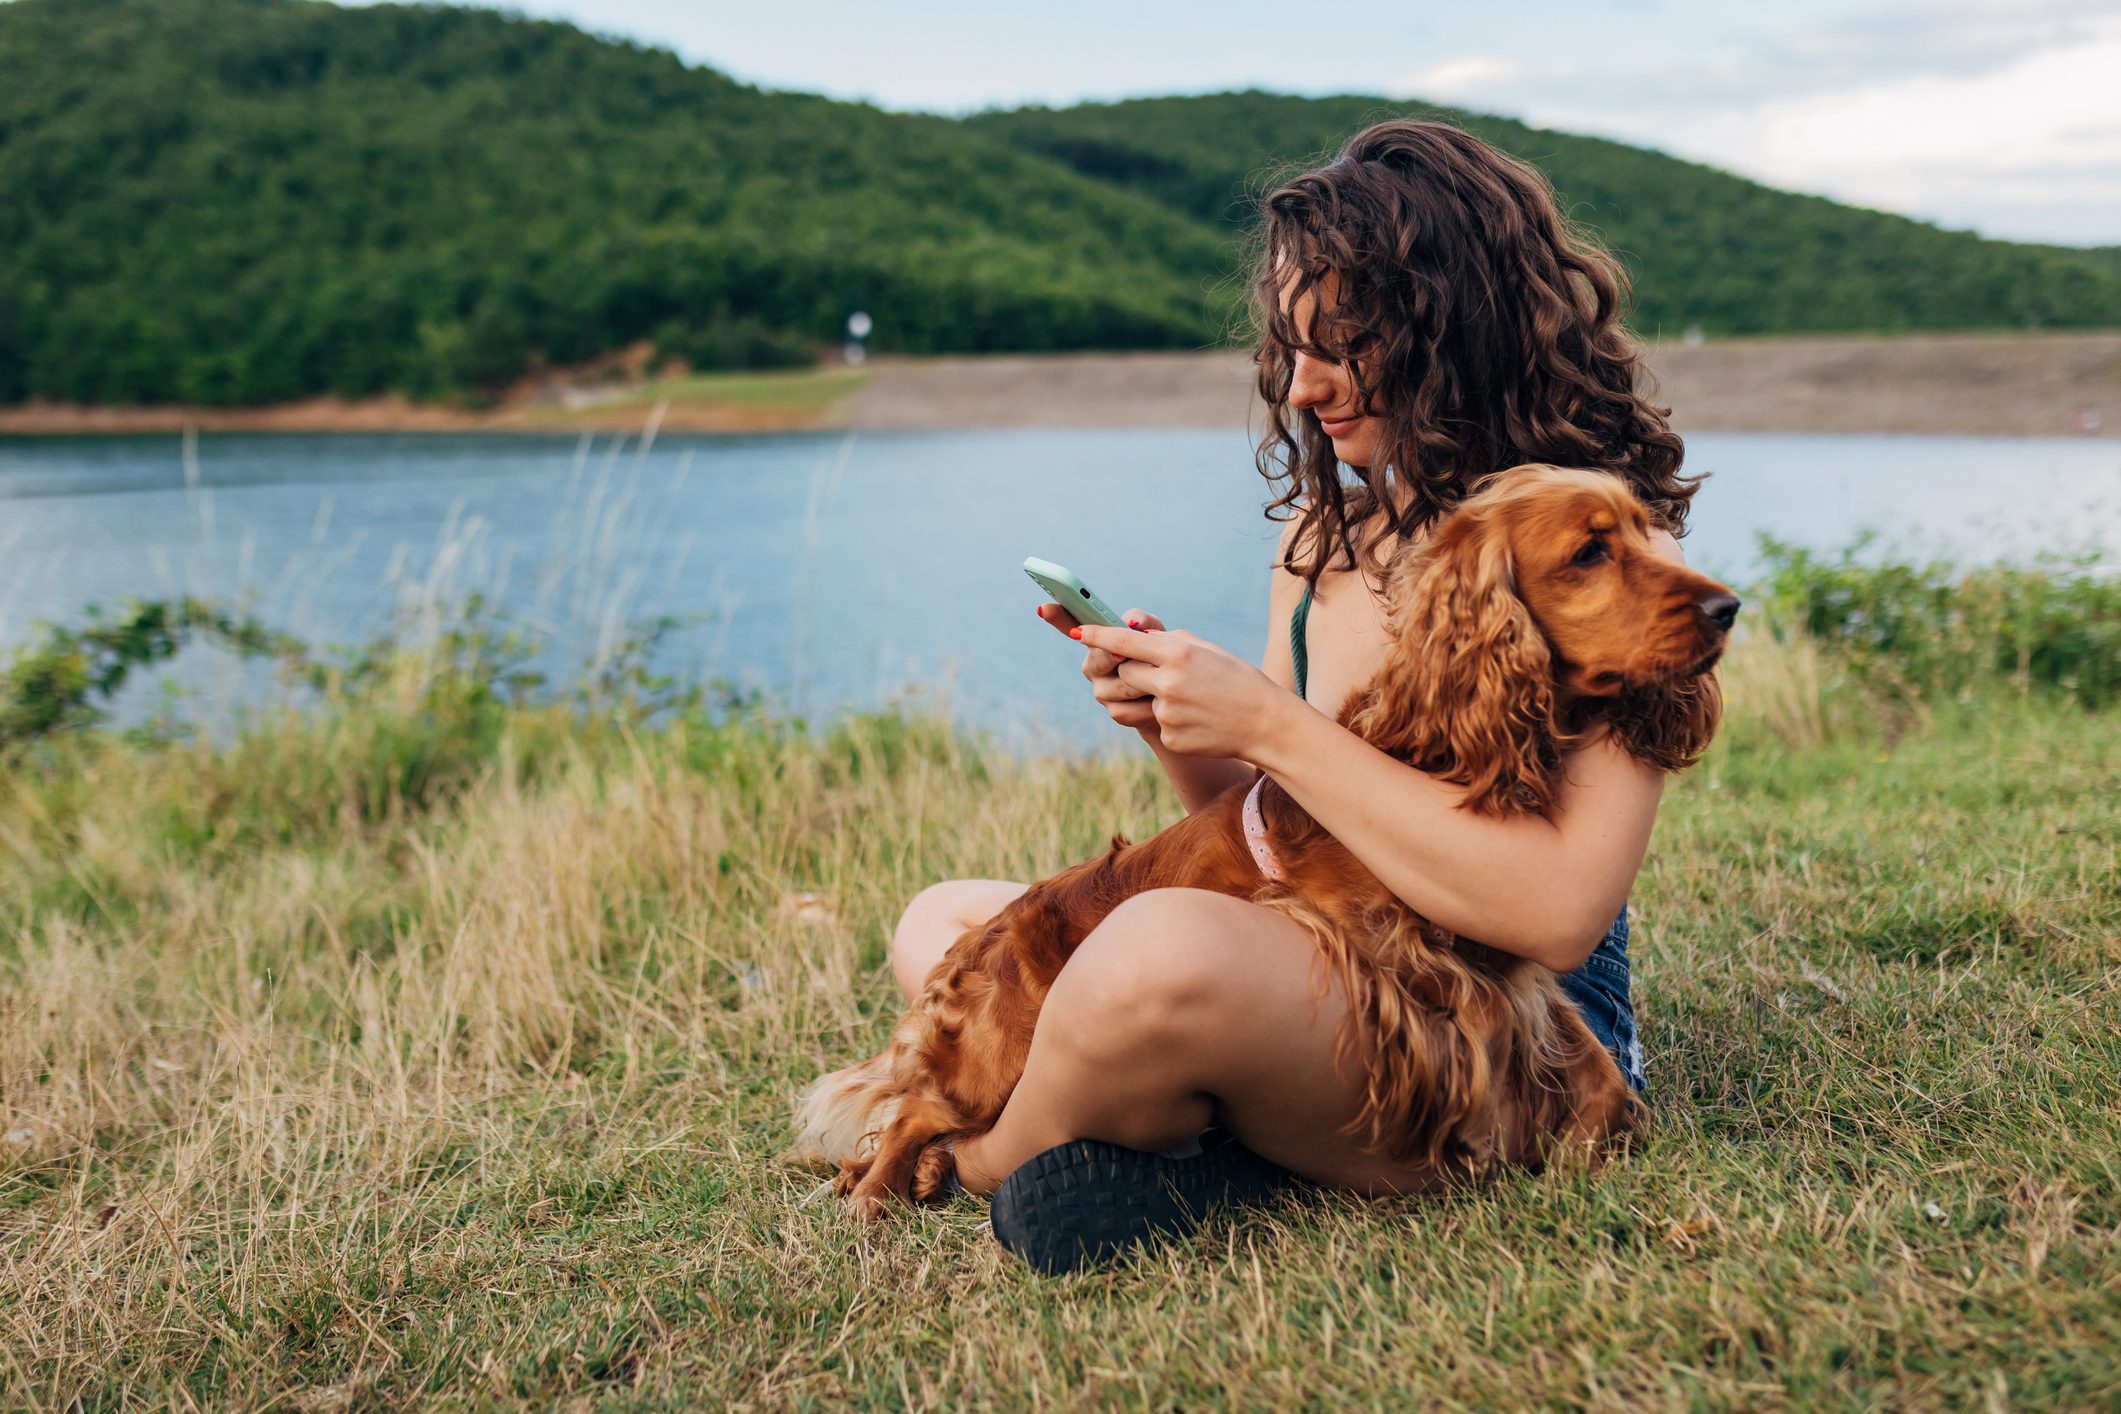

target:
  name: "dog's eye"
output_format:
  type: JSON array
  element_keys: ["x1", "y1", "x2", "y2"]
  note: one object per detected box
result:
[{"x1": 1571, "y1": 538, "x2": 1607, "y2": 568}]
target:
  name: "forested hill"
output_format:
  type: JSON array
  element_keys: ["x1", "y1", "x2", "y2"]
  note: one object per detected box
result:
[
  {"x1": 965, "y1": 93, "x2": 2121, "y2": 342},
  {"x1": 0, "y1": 0, "x2": 1229, "y2": 405},
  {"x1": 4, "y1": 0, "x2": 2119, "y2": 410}
]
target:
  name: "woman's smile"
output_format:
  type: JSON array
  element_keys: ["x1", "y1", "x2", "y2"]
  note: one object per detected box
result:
[{"x1": 1312, "y1": 406, "x2": 1384, "y2": 466}]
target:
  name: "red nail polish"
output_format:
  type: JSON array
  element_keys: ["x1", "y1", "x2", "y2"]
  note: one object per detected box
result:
[
  {"x1": 1125, "y1": 616, "x2": 1141, "y2": 628},
  {"x1": 1068, "y1": 627, "x2": 1082, "y2": 640}
]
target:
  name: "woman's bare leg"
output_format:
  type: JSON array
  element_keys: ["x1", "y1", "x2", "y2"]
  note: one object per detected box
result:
[
  {"x1": 889, "y1": 878, "x2": 1027, "y2": 1002},
  {"x1": 950, "y1": 887, "x2": 1439, "y2": 1197}
]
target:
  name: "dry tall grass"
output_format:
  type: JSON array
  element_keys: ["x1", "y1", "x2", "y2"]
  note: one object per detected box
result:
[{"x1": 2, "y1": 631, "x2": 2116, "y2": 1408}]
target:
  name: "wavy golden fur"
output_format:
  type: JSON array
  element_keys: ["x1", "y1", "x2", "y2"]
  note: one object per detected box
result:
[{"x1": 791, "y1": 468, "x2": 1736, "y2": 1217}]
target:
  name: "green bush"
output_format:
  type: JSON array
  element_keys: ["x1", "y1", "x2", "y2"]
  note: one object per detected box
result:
[
  {"x1": 1752, "y1": 536, "x2": 2121, "y2": 708},
  {"x1": 0, "y1": 599, "x2": 302, "y2": 748}
]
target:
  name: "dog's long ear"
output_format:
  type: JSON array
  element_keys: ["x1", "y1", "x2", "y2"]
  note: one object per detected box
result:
[
  {"x1": 1345, "y1": 501, "x2": 1568, "y2": 816},
  {"x1": 1607, "y1": 671, "x2": 1723, "y2": 772}
]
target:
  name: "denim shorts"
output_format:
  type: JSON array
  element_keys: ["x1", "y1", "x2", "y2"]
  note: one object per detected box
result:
[{"x1": 1554, "y1": 903, "x2": 1647, "y2": 1094}]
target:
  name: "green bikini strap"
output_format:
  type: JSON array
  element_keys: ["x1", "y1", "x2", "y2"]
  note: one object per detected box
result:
[{"x1": 1289, "y1": 581, "x2": 1313, "y2": 703}]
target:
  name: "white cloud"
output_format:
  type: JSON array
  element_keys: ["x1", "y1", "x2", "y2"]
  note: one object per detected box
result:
[
  {"x1": 1562, "y1": 0, "x2": 2119, "y2": 109},
  {"x1": 1392, "y1": 55, "x2": 1524, "y2": 101},
  {"x1": 1757, "y1": 28, "x2": 2121, "y2": 173},
  {"x1": 1479, "y1": 1, "x2": 2121, "y2": 243}
]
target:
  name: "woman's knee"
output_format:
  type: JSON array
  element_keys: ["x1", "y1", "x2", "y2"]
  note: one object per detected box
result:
[
  {"x1": 1039, "y1": 889, "x2": 1244, "y2": 1070},
  {"x1": 890, "y1": 878, "x2": 1024, "y2": 1000}
]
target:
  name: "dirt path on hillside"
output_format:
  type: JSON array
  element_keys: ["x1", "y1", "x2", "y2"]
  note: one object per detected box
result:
[
  {"x1": 842, "y1": 334, "x2": 2120, "y2": 439},
  {"x1": 1642, "y1": 332, "x2": 2117, "y2": 438},
  {"x1": 3, "y1": 333, "x2": 2115, "y2": 439}
]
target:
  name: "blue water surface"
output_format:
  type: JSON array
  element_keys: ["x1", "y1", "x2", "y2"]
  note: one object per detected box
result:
[{"x1": 2, "y1": 428, "x2": 2114, "y2": 744}]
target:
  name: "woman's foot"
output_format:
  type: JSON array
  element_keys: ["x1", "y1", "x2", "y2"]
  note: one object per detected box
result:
[{"x1": 988, "y1": 1129, "x2": 1299, "y2": 1274}]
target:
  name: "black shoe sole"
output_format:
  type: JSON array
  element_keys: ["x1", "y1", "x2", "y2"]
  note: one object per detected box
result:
[{"x1": 988, "y1": 1132, "x2": 1298, "y2": 1275}]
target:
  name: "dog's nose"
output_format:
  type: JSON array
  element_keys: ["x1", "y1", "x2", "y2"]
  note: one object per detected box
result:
[{"x1": 1698, "y1": 593, "x2": 1741, "y2": 630}]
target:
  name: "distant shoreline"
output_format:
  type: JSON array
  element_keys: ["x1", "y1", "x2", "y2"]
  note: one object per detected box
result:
[{"x1": 2, "y1": 331, "x2": 2115, "y2": 440}]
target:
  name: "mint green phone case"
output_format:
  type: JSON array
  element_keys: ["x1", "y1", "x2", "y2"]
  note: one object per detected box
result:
[{"x1": 1022, "y1": 556, "x2": 1124, "y2": 629}]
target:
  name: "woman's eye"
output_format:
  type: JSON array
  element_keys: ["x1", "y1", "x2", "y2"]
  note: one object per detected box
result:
[{"x1": 1572, "y1": 539, "x2": 1606, "y2": 568}]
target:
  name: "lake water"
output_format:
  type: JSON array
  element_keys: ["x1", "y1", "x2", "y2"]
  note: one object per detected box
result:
[{"x1": 2, "y1": 429, "x2": 2116, "y2": 744}]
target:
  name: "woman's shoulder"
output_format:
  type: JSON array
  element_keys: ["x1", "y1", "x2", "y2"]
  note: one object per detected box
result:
[
  {"x1": 1270, "y1": 504, "x2": 1396, "y2": 582},
  {"x1": 1268, "y1": 516, "x2": 1311, "y2": 601}
]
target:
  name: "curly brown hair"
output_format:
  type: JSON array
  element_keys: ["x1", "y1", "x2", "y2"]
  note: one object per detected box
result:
[{"x1": 1252, "y1": 118, "x2": 1699, "y2": 586}]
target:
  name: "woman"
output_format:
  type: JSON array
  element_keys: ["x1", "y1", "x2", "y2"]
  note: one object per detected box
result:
[{"x1": 892, "y1": 119, "x2": 1701, "y2": 1271}]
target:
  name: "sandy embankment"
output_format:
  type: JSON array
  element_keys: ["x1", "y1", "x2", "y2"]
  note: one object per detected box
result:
[
  {"x1": 2, "y1": 332, "x2": 2115, "y2": 439},
  {"x1": 836, "y1": 333, "x2": 2121, "y2": 439}
]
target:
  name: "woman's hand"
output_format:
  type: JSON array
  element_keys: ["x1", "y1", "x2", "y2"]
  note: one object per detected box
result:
[
  {"x1": 1073, "y1": 622, "x2": 1297, "y2": 760},
  {"x1": 1035, "y1": 604, "x2": 1267, "y2": 811},
  {"x1": 1034, "y1": 602, "x2": 1166, "y2": 734}
]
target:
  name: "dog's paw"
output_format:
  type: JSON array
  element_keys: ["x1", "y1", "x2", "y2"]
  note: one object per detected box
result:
[
  {"x1": 843, "y1": 1148, "x2": 928, "y2": 1219},
  {"x1": 832, "y1": 1158, "x2": 870, "y2": 1199},
  {"x1": 909, "y1": 1141, "x2": 960, "y2": 1203},
  {"x1": 841, "y1": 1164, "x2": 900, "y2": 1221}
]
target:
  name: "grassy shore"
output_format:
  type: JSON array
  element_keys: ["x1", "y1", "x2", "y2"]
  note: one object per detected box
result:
[{"x1": 2, "y1": 571, "x2": 2118, "y2": 1407}]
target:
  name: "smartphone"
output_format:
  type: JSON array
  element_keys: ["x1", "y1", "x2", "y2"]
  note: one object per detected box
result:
[{"x1": 1022, "y1": 556, "x2": 1124, "y2": 629}]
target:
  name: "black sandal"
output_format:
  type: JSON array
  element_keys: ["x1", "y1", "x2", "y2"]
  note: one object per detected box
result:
[{"x1": 988, "y1": 1129, "x2": 1299, "y2": 1274}]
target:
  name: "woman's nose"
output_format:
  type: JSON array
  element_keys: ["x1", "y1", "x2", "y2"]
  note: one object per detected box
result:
[{"x1": 1288, "y1": 351, "x2": 1332, "y2": 409}]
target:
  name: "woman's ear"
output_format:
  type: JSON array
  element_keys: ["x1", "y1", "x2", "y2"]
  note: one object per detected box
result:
[
  {"x1": 1345, "y1": 503, "x2": 1568, "y2": 816},
  {"x1": 1608, "y1": 672, "x2": 1723, "y2": 772}
]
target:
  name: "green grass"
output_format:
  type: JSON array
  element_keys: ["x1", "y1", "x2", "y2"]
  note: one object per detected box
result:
[
  {"x1": 0, "y1": 622, "x2": 2116, "y2": 1407},
  {"x1": 529, "y1": 367, "x2": 872, "y2": 423}
]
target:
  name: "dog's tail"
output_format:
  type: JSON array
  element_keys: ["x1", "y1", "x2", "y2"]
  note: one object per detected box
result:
[{"x1": 782, "y1": 1052, "x2": 901, "y2": 1171}]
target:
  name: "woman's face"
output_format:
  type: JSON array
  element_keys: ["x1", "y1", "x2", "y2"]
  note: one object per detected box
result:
[{"x1": 1276, "y1": 265, "x2": 1387, "y2": 469}]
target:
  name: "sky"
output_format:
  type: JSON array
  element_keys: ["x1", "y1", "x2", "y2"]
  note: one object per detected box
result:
[{"x1": 415, "y1": 0, "x2": 2121, "y2": 246}]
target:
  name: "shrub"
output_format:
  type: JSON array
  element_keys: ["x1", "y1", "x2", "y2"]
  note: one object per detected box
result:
[{"x1": 1750, "y1": 536, "x2": 2121, "y2": 709}]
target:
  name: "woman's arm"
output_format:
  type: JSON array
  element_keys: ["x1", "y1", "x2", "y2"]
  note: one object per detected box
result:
[
  {"x1": 1074, "y1": 624, "x2": 1663, "y2": 972},
  {"x1": 1141, "y1": 721, "x2": 1256, "y2": 814},
  {"x1": 1251, "y1": 703, "x2": 1660, "y2": 971}
]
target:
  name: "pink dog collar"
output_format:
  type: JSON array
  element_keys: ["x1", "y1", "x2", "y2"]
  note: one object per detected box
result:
[{"x1": 1243, "y1": 775, "x2": 1286, "y2": 882}]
